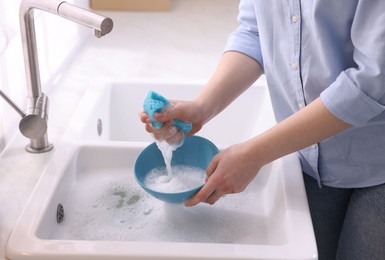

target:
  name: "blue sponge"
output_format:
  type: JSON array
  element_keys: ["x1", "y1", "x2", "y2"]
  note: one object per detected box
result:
[{"x1": 143, "y1": 91, "x2": 192, "y2": 134}]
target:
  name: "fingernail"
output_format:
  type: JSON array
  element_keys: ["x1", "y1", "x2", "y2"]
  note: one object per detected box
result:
[
  {"x1": 154, "y1": 112, "x2": 165, "y2": 119},
  {"x1": 184, "y1": 200, "x2": 194, "y2": 207}
]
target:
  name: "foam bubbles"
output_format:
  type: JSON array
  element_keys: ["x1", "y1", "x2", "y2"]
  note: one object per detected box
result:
[
  {"x1": 50, "y1": 167, "x2": 271, "y2": 244},
  {"x1": 144, "y1": 165, "x2": 205, "y2": 192}
]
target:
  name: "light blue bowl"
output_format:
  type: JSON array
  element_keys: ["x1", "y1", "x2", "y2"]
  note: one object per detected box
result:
[{"x1": 134, "y1": 136, "x2": 219, "y2": 203}]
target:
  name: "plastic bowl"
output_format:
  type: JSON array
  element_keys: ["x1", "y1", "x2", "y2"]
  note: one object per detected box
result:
[{"x1": 134, "y1": 135, "x2": 219, "y2": 203}]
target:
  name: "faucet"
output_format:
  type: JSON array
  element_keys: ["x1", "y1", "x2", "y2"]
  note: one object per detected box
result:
[{"x1": 0, "y1": 0, "x2": 113, "y2": 153}]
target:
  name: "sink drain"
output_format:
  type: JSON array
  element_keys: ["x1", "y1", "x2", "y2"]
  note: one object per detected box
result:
[{"x1": 56, "y1": 204, "x2": 64, "y2": 223}]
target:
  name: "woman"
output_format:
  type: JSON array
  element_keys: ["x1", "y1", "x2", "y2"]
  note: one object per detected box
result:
[{"x1": 140, "y1": 1, "x2": 385, "y2": 259}]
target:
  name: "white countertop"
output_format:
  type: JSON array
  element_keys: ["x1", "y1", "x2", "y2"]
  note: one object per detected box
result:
[{"x1": 0, "y1": 1, "x2": 245, "y2": 258}]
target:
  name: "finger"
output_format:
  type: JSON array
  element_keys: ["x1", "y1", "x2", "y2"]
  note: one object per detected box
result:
[
  {"x1": 162, "y1": 125, "x2": 178, "y2": 139},
  {"x1": 205, "y1": 154, "x2": 220, "y2": 180},
  {"x1": 139, "y1": 111, "x2": 151, "y2": 123},
  {"x1": 149, "y1": 123, "x2": 177, "y2": 141},
  {"x1": 163, "y1": 102, "x2": 186, "y2": 122},
  {"x1": 152, "y1": 132, "x2": 163, "y2": 141},
  {"x1": 206, "y1": 190, "x2": 224, "y2": 205},
  {"x1": 185, "y1": 157, "x2": 220, "y2": 206},
  {"x1": 165, "y1": 128, "x2": 184, "y2": 145},
  {"x1": 154, "y1": 112, "x2": 167, "y2": 123},
  {"x1": 145, "y1": 123, "x2": 155, "y2": 133},
  {"x1": 184, "y1": 177, "x2": 217, "y2": 207}
]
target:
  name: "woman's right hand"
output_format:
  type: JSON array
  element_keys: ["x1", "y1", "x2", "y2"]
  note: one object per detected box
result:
[{"x1": 139, "y1": 99, "x2": 207, "y2": 144}]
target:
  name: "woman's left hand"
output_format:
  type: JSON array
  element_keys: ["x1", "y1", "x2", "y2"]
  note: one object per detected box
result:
[{"x1": 185, "y1": 141, "x2": 262, "y2": 206}]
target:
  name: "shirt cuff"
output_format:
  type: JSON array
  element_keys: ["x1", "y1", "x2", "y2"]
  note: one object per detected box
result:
[
  {"x1": 320, "y1": 71, "x2": 385, "y2": 126},
  {"x1": 224, "y1": 30, "x2": 264, "y2": 68}
]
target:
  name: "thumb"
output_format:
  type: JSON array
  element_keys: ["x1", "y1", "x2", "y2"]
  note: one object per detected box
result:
[
  {"x1": 164, "y1": 101, "x2": 188, "y2": 121},
  {"x1": 166, "y1": 101, "x2": 203, "y2": 137}
]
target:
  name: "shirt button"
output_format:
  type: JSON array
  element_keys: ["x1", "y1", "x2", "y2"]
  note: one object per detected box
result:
[
  {"x1": 311, "y1": 144, "x2": 317, "y2": 149},
  {"x1": 291, "y1": 63, "x2": 298, "y2": 70},
  {"x1": 292, "y1": 15, "x2": 299, "y2": 23},
  {"x1": 298, "y1": 103, "x2": 305, "y2": 109}
]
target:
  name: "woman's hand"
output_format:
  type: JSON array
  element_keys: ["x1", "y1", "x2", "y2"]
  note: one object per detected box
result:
[
  {"x1": 185, "y1": 141, "x2": 263, "y2": 206},
  {"x1": 139, "y1": 99, "x2": 207, "y2": 144}
]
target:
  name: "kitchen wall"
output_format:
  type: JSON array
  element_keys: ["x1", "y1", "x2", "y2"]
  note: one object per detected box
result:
[{"x1": 0, "y1": 0, "x2": 90, "y2": 152}]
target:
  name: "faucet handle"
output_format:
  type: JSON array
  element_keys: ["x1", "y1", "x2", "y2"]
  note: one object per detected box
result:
[
  {"x1": 19, "y1": 94, "x2": 48, "y2": 139},
  {"x1": 19, "y1": 93, "x2": 53, "y2": 153},
  {"x1": 19, "y1": 114, "x2": 47, "y2": 140}
]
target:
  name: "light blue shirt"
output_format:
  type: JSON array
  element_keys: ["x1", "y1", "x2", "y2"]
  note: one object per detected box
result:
[{"x1": 224, "y1": 0, "x2": 385, "y2": 188}]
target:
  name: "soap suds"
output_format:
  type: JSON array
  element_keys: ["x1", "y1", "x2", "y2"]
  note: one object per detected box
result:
[
  {"x1": 50, "y1": 168, "x2": 271, "y2": 244},
  {"x1": 144, "y1": 165, "x2": 205, "y2": 192},
  {"x1": 151, "y1": 137, "x2": 206, "y2": 193}
]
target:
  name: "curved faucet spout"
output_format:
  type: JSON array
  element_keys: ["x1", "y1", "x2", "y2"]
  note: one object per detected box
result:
[
  {"x1": 57, "y1": 2, "x2": 113, "y2": 38},
  {"x1": 19, "y1": 0, "x2": 113, "y2": 153}
]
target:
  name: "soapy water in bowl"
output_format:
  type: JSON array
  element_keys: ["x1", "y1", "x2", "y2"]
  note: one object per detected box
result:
[
  {"x1": 144, "y1": 165, "x2": 205, "y2": 193},
  {"x1": 151, "y1": 137, "x2": 206, "y2": 193}
]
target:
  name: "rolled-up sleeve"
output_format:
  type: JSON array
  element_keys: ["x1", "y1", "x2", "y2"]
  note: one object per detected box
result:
[
  {"x1": 224, "y1": 0, "x2": 264, "y2": 67},
  {"x1": 320, "y1": 0, "x2": 385, "y2": 126}
]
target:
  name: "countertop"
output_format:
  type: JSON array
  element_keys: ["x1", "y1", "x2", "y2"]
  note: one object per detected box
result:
[{"x1": 0, "y1": 0, "x2": 252, "y2": 258}]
